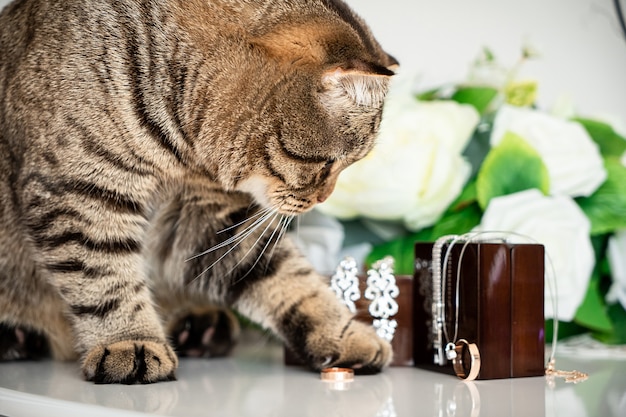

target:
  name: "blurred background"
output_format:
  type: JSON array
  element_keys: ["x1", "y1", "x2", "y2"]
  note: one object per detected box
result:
[{"x1": 344, "y1": 0, "x2": 626, "y2": 123}]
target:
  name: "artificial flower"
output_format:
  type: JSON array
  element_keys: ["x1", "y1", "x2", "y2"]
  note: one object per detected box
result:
[
  {"x1": 607, "y1": 230, "x2": 626, "y2": 310},
  {"x1": 491, "y1": 104, "x2": 607, "y2": 197},
  {"x1": 474, "y1": 189, "x2": 595, "y2": 321}
]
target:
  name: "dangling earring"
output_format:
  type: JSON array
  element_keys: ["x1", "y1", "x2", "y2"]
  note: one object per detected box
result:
[
  {"x1": 365, "y1": 256, "x2": 399, "y2": 342},
  {"x1": 330, "y1": 256, "x2": 361, "y2": 314}
]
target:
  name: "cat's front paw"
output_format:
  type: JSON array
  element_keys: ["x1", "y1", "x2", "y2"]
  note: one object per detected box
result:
[
  {"x1": 82, "y1": 340, "x2": 178, "y2": 384},
  {"x1": 302, "y1": 320, "x2": 392, "y2": 374}
]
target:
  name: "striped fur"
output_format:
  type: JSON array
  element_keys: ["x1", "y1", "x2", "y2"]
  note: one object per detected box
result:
[{"x1": 0, "y1": 0, "x2": 397, "y2": 383}]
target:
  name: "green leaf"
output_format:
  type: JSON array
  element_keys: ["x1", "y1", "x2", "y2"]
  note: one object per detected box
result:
[
  {"x1": 432, "y1": 202, "x2": 483, "y2": 238},
  {"x1": 366, "y1": 229, "x2": 433, "y2": 275},
  {"x1": 476, "y1": 132, "x2": 550, "y2": 209},
  {"x1": 595, "y1": 304, "x2": 626, "y2": 345},
  {"x1": 575, "y1": 118, "x2": 626, "y2": 158},
  {"x1": 544, "y1": 320, "x2": 587, "y2": 342},
  {"x1": 576, "y1": 158, "x2": 626, "y2": 235},
  {"x1": 416, "y1": 87, "x2": 443, "y2": 101},
  {"x1": 451, "y1": 179, "x2": 478, "y2": 210},
  {"x1": 451, "y1": 86, "x2": 499, "y2": 114},
  {"x1": 573, "y1": 269, "x2": 613, "y2": 334},
  {"x1": 462, "y1": 114, "x2": 495, "y2": 178}
]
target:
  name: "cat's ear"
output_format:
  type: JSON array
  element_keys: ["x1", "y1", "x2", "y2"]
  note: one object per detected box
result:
[
  {"x1": 321, "y1": 65, "x2": 393, "y2": 108},
  {"x1": 251, "y1": 24, "x2": 329, "y2": 66}
]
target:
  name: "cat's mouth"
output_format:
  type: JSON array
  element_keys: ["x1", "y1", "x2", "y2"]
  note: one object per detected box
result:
[{"x1": 235, "y1": 176, "x2": 320, "y2": 215}]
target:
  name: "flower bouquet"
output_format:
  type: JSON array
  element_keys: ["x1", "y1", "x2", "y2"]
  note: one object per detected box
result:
[{"x1": 317, "y1": 48, "x2": 626, "y2": 344}]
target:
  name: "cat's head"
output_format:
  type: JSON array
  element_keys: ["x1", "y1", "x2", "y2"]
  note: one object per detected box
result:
[
  {"x1": 236, "y1": 67, "x2": 395, "y2": 216},
  {"x1": 184, "y1": 1, "x2": 397, "y2": 215},
  {"x1": 231, "y1": 7, "x2": 397, "y2": 215}
]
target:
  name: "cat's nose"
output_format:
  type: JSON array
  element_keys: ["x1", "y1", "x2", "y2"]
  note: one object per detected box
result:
[
  {"x1": 317, "y1": 193, "x2": 329, "y2": 203},
  {"x1": 316, "y1": 186, "x2": 334, "y2": 203},
  {"x1": 317, "y1": 178, "x2": 338, "y2": 203}
]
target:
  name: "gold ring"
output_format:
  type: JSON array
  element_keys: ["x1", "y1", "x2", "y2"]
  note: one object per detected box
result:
[
  {"x1": 320, "y1": 367, "x2": 355, "y2": 382},
  {"x1": 452, "y1": 339, "x2": 481, "y2": 381}
]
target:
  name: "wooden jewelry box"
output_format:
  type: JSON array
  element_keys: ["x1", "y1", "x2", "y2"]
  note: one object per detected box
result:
[{"x1": 413, "y1": 241, "x2": 546, "y2": 380}]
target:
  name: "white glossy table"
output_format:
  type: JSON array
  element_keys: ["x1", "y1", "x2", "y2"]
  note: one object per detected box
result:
[{"x1": 0, "y1": 335, "x2": 624, "y2": 417}]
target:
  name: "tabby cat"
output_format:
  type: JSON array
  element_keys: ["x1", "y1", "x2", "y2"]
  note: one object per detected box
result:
[{"x1": 0, "y1": 0, "x2": 397, "y2": 383}]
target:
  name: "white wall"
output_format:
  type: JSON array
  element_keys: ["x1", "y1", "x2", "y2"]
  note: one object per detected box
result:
[
  {"x1": 345, "y1": 0, "x2": 626, "y2": 125},
  {"x1": 1, "y1": 0, "x2": 624, "y2": 123}
]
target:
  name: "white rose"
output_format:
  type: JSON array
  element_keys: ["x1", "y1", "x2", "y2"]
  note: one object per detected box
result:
[
  {"x1": 319, "y1": 79, "x2": 479, "y2": 231},
  {"x1": 474, "y1": 189, "x2": 595, "y2": 321},
  {"x1": 607, "y1": 230, "x2": 626, "y2": 310},
  {"x1": 491, "y1": 104, "x2": 607, "y2": 197}
]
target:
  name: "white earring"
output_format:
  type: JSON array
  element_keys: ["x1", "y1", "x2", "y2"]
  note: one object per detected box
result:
[
  {"x1": 365, "y1": 256, "x2": 399, "y2": 342},
  {"x1": 330, "y1": 256, "x2": 361, "y2": 314}
]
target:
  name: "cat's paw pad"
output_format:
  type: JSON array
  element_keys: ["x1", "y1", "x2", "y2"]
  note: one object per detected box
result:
[
  {"x1": 0, "y1": 323, "x2": 50, "y2": 361},
  {"x1": 82, "y1": 340, "x2": 178, "y2": 384},
  {"x1": 306, "y1": 321, "x2": 392, "y2": 374},
  {"x1": 168, "y1": 307, "x2": 240, "y2": 358}
]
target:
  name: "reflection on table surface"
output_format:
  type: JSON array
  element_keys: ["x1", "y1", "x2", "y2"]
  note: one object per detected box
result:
[{"x1": 0, "y1": 339, "x2": 624, "y2": 417}]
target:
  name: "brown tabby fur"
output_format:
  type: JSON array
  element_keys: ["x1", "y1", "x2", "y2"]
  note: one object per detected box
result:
[{"x1": 0, "y1": 0, "x2": 397, "y2": 383}]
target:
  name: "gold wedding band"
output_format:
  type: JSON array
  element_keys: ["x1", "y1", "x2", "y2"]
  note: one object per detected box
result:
[
  {"x1": 320, "y1": 367, "x2": 355, "y2": 382},
  {"x1": 452, "y1": 339, "x2": 481, "y2": 381}
]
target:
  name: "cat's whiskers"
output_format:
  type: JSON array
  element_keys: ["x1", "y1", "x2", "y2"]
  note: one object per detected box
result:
[
  {"x1": 187, "y1": 206, "x2": 276, "y2": 261},
  {"x1": 216, "y1": 206, "x2": 274, "y2": 235},
  {"x1": 260, "y1": 198, "x2": 299, "y2": 269},
  {"x1": 189, "y1": 205, "x2": 285, "y2": 284},
  {"x1": 264, "y1": 213, "x2": 294, "y2": 270},
  {"x1": 229, "y1": 211, "x2": 288, "y2": 285},
  {"x1": 188, "y1": 196, "x2": 297, "y2": 286},
  {"x1": 186, "y1": 209, "x2": 278, "y2": 286},
  {"x1": 227, "y1": 196, "x2": 296, "y2": 285}
]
